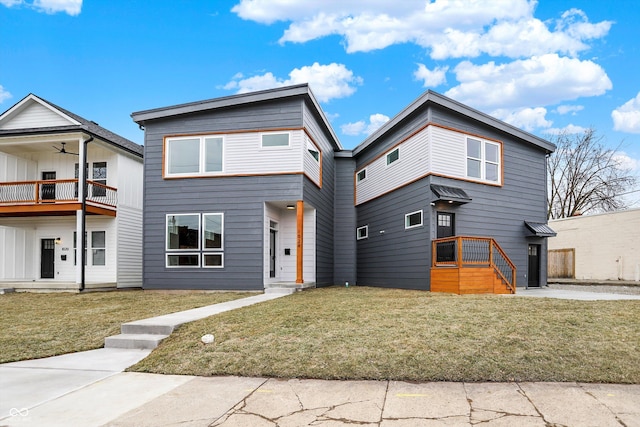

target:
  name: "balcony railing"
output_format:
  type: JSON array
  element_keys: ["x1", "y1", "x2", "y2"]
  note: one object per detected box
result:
[
  {"x1": 0, "y1": 179, "x2": 117, "y2": 208},
  {"x1": 432, "y1": 236, "x2": 516, "y2": 293}
]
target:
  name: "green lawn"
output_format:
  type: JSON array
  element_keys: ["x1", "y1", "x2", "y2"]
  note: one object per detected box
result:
[
  {"x1": 0, "y1": 290, "x2": 254, "y2": 363},
  {"x1": 129, "y1": 287, "x2": 640, "y2": 383}
]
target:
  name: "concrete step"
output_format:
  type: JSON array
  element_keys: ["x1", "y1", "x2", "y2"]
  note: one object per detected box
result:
[
  {"x1": 121, "y1": 323, "x2": 174, "y2": 335},
  {"x1": 104, "y1": 333, "x2": 169, "y2": 350},
  {"x1": 264, "y1": 287, "x2": 297, "y2": 295}
]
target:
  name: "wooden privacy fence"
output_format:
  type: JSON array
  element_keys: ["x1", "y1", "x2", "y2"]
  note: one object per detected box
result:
[{"x1": 548, "y1": 248, "x2": 575, "y2": 278}]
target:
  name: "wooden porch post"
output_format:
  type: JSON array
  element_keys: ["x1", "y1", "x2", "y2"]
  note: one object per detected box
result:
[{"x1": 296, "y1": 200, "x2": 304, "y2": 284}]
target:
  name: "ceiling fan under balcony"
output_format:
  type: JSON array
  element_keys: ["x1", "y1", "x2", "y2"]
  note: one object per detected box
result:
[{"x1": 52, "y1": 142, "x2": 79, "y2": 156}]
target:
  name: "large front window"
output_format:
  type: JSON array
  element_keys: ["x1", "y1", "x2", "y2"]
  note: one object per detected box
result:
[
  {"x1": 166, "y1": 213, "x2": 224, "y2": 267},
  {"x1": 166, "y1": 136, "x2": 223, "y2": 176},
  {"x1": 466, "y1": 137, "x2": 501, "y2": 183}
]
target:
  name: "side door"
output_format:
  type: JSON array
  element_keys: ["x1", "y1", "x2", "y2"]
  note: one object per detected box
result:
[{"x1": 436, "y1": 212, "x2": 455, "y2": 262}]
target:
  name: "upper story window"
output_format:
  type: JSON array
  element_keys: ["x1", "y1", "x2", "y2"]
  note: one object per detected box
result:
[
  {"x1": 466, "y1": 137, "x2": 501, "y2": 183},
  {"x1": 356, "y1": 168, "x2": 367, "y2": 183},
  {"x1": 262, "y1": 132, "x2": 290, "y2": 148},
  {"x1": 165, "y1": 136, "x2": 223, "y2": 177},
  {"x1": 386, "y1": 148, "x2": 400, "y2": 166}
]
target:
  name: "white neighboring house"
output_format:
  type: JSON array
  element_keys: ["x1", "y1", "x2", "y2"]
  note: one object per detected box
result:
[
  {"x1": 0, "y1": 94, "x2": 144, "y2": 291},
  {"x1": 548, "y1": 209, "x2": 640, "y2": 282}
]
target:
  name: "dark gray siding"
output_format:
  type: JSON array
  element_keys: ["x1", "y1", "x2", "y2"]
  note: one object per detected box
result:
[
  {"x1": 429, "y1": 105, "x2": 549, "y2": 287},
  {"x1": 353, "y1": 102, "x2": 550, "y2": 289},
  {"x1": 142, "y1": 98, "x2": 305, "y2": 290},
  {"x1": 302, "y1": 100, "x2": 338, "y2": 286},
  {"x1": 333, "y1": 156, "x2": 357, "y2": 285},
  {"x1": 356, "y1": 179, "x2": 432, "y2": 290}
]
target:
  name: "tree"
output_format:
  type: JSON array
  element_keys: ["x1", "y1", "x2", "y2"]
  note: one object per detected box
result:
[{"x1": 547, "y1": 128, "x2": 637, "y2": 219}]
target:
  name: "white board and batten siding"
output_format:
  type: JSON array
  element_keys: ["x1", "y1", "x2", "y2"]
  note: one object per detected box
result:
[
  {"x1": 0, "y1": 100, "x2": 78, "y2": 130},
  {"x1": 355, "y1": 125, "x2": 489, "y2": 205},
  {"x1": 0, "y1": 151, "x2": 37, "y2": 181}
]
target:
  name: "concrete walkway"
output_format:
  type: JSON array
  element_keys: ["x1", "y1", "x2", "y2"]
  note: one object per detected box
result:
[
  {"x1": 2, "y1": 288, "x2": 639, "y2": 426},
  {"x1": 515, "y1": 286, "x2": 640, "y2": 300}
]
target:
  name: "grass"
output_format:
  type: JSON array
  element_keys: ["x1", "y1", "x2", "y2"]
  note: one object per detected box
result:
[
  {"x1": 0, "y1": 290, "x2": 254, "y2": 363},
  {"x1": 129, "y1": 287, "x2": 640, "y2": 383}
]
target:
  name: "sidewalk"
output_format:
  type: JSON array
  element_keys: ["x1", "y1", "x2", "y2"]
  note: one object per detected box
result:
[{"x1": 2, "y1": 371, "x2": 639, "y2": 426}]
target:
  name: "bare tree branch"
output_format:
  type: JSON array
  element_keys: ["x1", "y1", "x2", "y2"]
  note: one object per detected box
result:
[{"x1": 547, "y1": 128, "x2": 637, "y2": 219}]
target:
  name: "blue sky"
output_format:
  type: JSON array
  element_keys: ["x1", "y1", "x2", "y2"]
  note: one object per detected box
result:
[{"x1": 1, "y1": 0, "x2": 639, "y2": 203}]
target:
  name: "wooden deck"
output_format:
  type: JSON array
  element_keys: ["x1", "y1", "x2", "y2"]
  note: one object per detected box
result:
[{"x1": 431, "y1": 236, "x2": 516, "y2": 294}]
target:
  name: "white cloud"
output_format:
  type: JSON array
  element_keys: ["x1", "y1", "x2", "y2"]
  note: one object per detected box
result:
[
  {"x1": 492, "y1": 107, "x2": 552, "y2": 132},
  {"x1": 341, "y1": 121, "x2": 365, "y2": 136},
  {"x1": 223, "y1": 63, "x2": 362, "y2": 103},
  {"x1": 0, "y1": 0, "x2": 81, "y2": 15},
  {"x1": 543, "y1": 124, "x2": 588, "y2": 135},
  {"x1": 445, "y1": 54, "x2": 611, "y2": 110},
  {"x1": 231, "y1": 1, "x2": 611, "y2": 59},
  {"x1": 613, "y1": 151, "x2": 639, "y2": 172},
  {"x1": 612, "y1": 92, "x2": 640, "y2": 134},
  {"x1": 414, "y1": 64, "x2": 448, "y2": 87},
  {"x1": 341, "y1": 113, "x2": 390, "y2": 136},
  {"x1": 0, "y1": 85, "x2": 12, "y2": 104},
  {"x1": 555, "y1": 104, "x2": 584, "y2": 115}
]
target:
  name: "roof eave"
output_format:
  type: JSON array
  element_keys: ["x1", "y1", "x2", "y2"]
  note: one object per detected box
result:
[
  {"x1": 352, "y1": 90, "x2": 556, "y2": 156},
  {"x1": 131, "y1": 84, "x2": 342, "y2": 151}
]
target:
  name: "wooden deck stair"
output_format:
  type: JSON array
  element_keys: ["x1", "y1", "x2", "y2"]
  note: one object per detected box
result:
[{"x1": 430, "y1": 236, "x2": 516, "y2": 295}]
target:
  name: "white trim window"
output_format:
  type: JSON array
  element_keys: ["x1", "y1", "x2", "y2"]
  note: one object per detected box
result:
[
  {"x1": 356, "y1": 225, "x2": 369, "y2": 240},
  {"x1": 261, "y1": 132, "x2": 290, "y2": 148},
  {"x1": 386, "y1": 148, "x2": 400, "y2": 166},
  {"x1": 466, "y1": 137, "x2": 501, "y2": 183},
  {"x1": 405, "y1": 210, "x2": 423, "y2": 229},
  {"x1": 166, "y1": 213, "x2": 224, "y2": 268},
  {"x1": 74, "y1": 231, "x2": 106, "y2": 266},
  {"x1": 356, "y1": 168, "x2": 367, "y2": 183},
  {"x1": 165, "y1": 136, "x2": 224, "y2": 177},
  {"x1": 91, "y1": 231, "x2": 106, "y2": 266},
  {"x1": 202, "y1": 213, "x2": 224, "y2": 268}
]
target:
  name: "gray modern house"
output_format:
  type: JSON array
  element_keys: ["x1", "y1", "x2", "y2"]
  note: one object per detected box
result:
[{"x1": 132, "y1": 84, "x2": 555, "y2": 293}]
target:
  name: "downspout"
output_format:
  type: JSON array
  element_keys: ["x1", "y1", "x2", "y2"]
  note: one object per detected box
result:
[{"x1": 79, "y1": 135, "x2": 93, "y2": 291}]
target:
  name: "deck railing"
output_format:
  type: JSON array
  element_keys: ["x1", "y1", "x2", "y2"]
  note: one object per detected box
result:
[
  {"x1": 432, "y1": 236, "x2": 516, "y2": 293},
  {"x1": 0, "y1": 179, "x2": 117, "y2": 208}
]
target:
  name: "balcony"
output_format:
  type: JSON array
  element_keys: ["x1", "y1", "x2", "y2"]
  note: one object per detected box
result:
[
  {"x1": 431, "y1": 236, "x2": 516, "y2": 294},
  {"x1": 0, "y1": 179, "x2": 117, "y2": 217}
]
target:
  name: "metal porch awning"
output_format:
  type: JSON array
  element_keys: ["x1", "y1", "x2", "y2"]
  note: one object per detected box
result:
[
  {"x1": 431, "y1": 184, "x2": 472, "y2": 205},
  {"x1": 524, "y1": 221, "x2": 557, "y2": 237}
]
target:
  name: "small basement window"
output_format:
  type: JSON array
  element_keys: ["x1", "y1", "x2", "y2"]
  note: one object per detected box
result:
[
  {"x1": 356, "y1": 225, "x2": 369, "y2": 240},
  {"x1": 405, "y1": 210, "x2": 423, "y2": 229}
]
